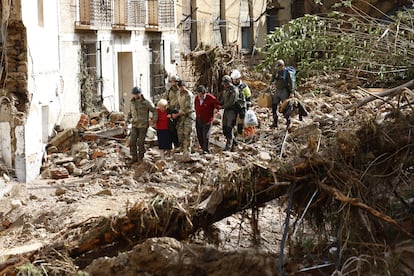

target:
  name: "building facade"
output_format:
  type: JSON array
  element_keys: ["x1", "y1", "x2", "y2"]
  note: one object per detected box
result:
[
  {"x1": 1, "y1": 0, "x2": 309, "y2": 182},
  {"x1": 0, "y1": 0, "x2": 178, "y2": 182}
]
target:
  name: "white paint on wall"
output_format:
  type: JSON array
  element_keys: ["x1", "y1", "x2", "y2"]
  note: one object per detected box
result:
[
  {"x1": 0, "y1": 123, "x2": 12, "y2": 169},
  {"x1": 13, "y1": 0, "x2": 178, "y2": 182},
  {"x1": 14, "y1": 126, "x2": 26, "y2": 182}
]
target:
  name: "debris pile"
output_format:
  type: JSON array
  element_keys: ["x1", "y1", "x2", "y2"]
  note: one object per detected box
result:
[{"x1": 1, "y1": 72, "x2": 414, "y2": 274}]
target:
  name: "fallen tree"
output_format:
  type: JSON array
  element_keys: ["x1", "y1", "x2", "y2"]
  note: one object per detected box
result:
[
  {"x1": 346, "y1": 79, "x2": 414, "y2": 109},
  {"x1": 65, "y1": 111, "x2": 413, "y2": 267},
  {"x1": 1, "y1": 110, "x2": 413, "y2": 274}
]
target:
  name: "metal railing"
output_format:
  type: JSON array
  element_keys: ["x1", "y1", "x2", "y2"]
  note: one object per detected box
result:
[{"x1": 76, "y1": 0, "x2": 175, "y2": 30}]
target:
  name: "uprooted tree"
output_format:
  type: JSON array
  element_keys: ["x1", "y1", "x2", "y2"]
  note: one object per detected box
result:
[{"x1": 2, "y1": 105, "x2": 412, "y2": 274}]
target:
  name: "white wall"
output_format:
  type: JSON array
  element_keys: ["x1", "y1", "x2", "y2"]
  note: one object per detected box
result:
[
  {"x1": 20, "y1": 0, "x2": 62, "y2": 182},
  {"x1": 16, "y1": 0, "x2": 178, "y2": 182}
]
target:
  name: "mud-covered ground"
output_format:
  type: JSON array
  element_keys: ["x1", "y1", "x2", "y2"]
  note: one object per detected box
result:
[{"x1": 1, "y1": 74, "x2": 413, "y2": 274}]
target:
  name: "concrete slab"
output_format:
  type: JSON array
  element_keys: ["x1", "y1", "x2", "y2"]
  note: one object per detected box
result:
[{"x1": 0, "y1": 177, "x2": 13, "y2": 199}]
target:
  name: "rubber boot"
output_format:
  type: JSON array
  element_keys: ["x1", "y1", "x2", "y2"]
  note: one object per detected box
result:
[{"x1": 271, "y1": 116, "x2": 278, "y2": 128}]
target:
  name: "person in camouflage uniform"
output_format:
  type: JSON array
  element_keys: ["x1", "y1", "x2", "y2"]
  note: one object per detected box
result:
[
  {"x1": 172, "y1": 80, "x2": 195, "y2": 155},
  {"x1": 221, "y1": 75, "x2": 239, "y2": 151},
  {"x1": 164, "y1": 75, "x2": 180, "y2": 148},
  {"x1": 127, "y1": 86, "x2": 157, "y2": 163}
]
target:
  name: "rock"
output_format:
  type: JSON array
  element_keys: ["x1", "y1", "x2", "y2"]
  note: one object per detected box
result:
[
  {"x1": 62, "y1": 162, "x2": 76, "y2": 174},
  {"x1": 109, "y1": 112, "x2": 125, "y2": 123},
  {"x1": 71, "y1": 142, "x2": 90, "y2": 155},
  {"x1": 10, "y1": 199, "x2": 23, "y2": 209},
  {"x1": 95, "y1": 189, "x2": 112, "y2": 196},
  {"x1": 49, "y1": 167, "x2": 69, "y2": 180},
  {"x1": 72, "y1": 168, "x2": 83, "y2": 176},
  {"x1": 155, "y1": 160, "x2": 167, "y2": 171},
  {"x1": 55, "y1": 187, "x2": 66, "y2": 196},
  {"x1": 259, "y1": 151, "x2": 272, "y2": 161}
]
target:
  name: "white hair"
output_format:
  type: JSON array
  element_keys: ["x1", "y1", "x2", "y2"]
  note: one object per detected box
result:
[{"x1": 157, "y1": 98, "x2": 168, "y2": 107}]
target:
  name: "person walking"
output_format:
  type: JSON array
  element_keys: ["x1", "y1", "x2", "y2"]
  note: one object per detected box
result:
[
  {"x1": 164, "y1": 75, "x2": 180, "y2": 148},
  {"x1": 172, "y1": 80, "x2": 195, "y2": 156},
  {"x1": 155, "y1": 98, "x2": 172, "y2": 160},
  {"x1": 221, "y1": 75, "x2": 239, "y2": 151},
  {"x1": 126, "y1": 86, "x2": 157, "y2": 164},
  {"x1": 231, "y1": 69, "x2": 251, "y2": 135},
  {"x1": 194, "y1": 85, "x2": 221, "y2": 154},
  {"x1": 270, "y1": 59, "x2": 294, "y2": 128}
]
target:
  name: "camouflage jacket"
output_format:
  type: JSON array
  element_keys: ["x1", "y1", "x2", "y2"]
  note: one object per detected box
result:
[
  {"x1": 127, "y1": 97, "x2": 157, "y2": 128},
  {"x1": 177, "y1": 88, "x2": 195, "y2": 120},
  {"x1": 165, "y1": 85, "x2": 179, "y2": 111}
]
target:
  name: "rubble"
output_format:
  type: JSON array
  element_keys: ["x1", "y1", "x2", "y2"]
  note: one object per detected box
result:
[{"x1": 0, "y1": 72, "x2": 413, "y2": 274}]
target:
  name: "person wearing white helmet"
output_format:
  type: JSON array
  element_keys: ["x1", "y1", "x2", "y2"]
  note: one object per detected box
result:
[{"x1": 231, "y1": 69, "x2": 252, "y2": 135}]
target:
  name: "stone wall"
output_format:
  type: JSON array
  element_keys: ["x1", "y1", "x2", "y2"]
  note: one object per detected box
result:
[{"x1": 0, "y1": 0, "x2": 28, "y2": 174}]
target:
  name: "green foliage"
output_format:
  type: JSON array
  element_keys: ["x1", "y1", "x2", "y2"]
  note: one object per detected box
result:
[
  {"x1": 258, "y1": 5, "x2": 414, "y2": 87},
  {"x1": 16, "y1": 263, "x2": 43, "y2": 276}
]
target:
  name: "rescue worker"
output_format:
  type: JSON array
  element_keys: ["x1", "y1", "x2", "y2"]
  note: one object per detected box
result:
[
  {"x1": 221, "y1": 75, "x2": 239, "y2": 151},
  {"x1": 270, "y1": 59, "x2": 294, "y2": 128},
  {"x1": 164, "y1": 75, "x2": 180, "y2": 148},
  {"x1": 231, "y1": 69, "x2": 251, "y2": 135},
  {"x1": 126, "y1": 86, "x2": 157, "y2": 164},
  {"x1": 172, "y1": 80, "x2": 195, "y2": 156}
]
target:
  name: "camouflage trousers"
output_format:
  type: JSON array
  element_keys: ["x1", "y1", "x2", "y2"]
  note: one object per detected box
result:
[
  {"x1": 130, "y1": 127, "x2": 147, "y2": 160},
  {"x1": 177, "y1": 116, "x2": 195, "y2": 153}
]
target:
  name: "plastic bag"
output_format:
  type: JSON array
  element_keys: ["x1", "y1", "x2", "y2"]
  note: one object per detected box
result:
[{"x1": 244, "y1": 109, "x2": 258, "y2": 127}]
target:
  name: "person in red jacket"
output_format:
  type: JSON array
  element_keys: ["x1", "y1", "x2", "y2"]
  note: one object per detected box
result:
[
  {"x1": 155, "y1": 99, "x2": 172, "y2": 159},
  {"x1": 194, "y1": 85, "x2": 221, "y2": 153}
]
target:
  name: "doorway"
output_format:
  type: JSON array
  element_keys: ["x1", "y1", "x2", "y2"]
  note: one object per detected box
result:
[{"x1": 117, "y1": 52, "x2": 133, "y2": 114}]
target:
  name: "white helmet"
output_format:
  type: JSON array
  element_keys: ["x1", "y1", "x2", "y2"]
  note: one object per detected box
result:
[{"x1": 230, "y1": 69, "x2": 241, "y2": 79}]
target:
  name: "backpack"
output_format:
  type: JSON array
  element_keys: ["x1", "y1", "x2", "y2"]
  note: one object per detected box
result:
[
  {"x1": 234, "y1": 89, "x2": 246, "y2": 119},
  {"x1": 276, "y1": 66, "x2": 296, "y2": 91}
]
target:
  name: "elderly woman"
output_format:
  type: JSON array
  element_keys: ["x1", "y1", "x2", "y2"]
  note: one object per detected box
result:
[{"x1": 155, "y1": 98, "x2": 173, "y2": 159}]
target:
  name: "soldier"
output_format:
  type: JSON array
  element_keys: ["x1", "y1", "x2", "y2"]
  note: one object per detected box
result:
[
  {"x1": 221, "y1": 75, "x2": 239, "y2": 151},
  {"x1": 126, "y1": 86, "x2": 157, "y2": 164},
  {"x1": 171, "y1": 80, "x2": 195, "y2": 156},
  {"x1": 164, "y1": 75, "x2": 180, "y2": 148}
]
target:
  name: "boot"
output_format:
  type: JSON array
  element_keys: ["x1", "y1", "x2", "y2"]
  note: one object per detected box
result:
[
  {"x1": 270, "y1": 115, "x2": 278, "y2": 128},
  {"x1": 224, "y1": 140, "x2": 232, "y2": 151},
  {"x1": 128, "y1": 156, "x2": 138, "y2": 165},
  {"x1": 237, "y1": 123, "x2": 243, "y2": 135}
]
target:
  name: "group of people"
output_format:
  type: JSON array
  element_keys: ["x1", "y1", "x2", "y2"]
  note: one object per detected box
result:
[{"x1": 127, "y1": 60, "x2": 296, "y2": 164}]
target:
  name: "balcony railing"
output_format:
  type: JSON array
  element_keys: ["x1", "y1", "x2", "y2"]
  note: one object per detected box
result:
[{"x1": 76, "y1": 0, "x2": 175, "y2": 30}]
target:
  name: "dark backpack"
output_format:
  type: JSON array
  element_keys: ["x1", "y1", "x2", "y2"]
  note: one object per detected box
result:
[{"x1": 234, "y1": 89, "x2": 246, "y2": 119}]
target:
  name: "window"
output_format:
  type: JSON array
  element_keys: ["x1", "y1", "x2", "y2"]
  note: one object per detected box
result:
[{"x1": 241, "y1": 26, "x2": 252, "y2": 53}]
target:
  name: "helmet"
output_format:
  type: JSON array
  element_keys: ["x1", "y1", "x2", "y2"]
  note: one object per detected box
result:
[
  {"x1": 222, "y1": 75, "x2": 232, "y2": 84},
  {"x1": 230, "y1": 69, "x2": 241, "y2": 79},
  {"x1": 131, "y1": 86, "x2": 141, "y2": 94},
  {"x1": 169, "y1": 75, "x2": 179, "y2": 82},
  {"x1": 177, "y1": 80, "x2": 186, "y2": 87}
]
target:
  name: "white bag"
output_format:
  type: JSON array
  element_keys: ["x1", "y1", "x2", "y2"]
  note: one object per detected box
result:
[{"x1": 244, "y1": 109, "x2": 258, "y2": 127}]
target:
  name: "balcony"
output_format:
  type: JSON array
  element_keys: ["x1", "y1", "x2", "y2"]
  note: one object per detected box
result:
[{"x1": 75, "y1": 0, "x2": 175, "y2": 31}]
